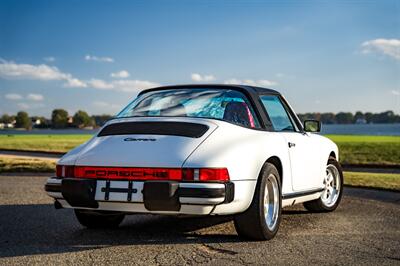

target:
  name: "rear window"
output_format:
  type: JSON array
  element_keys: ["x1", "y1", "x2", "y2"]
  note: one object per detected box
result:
[{"x1": 117, "y1": 88, "x2": 261, "y2": 128}]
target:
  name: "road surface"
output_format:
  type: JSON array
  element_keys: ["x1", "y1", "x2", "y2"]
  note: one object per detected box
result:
[{"x1": 0, "y1": 174, "x2": 399, "y2": 265}]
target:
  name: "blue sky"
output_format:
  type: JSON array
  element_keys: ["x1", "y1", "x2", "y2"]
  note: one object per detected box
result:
[{"x1": 0, "y1": 0, "x2": 399, "y2": 117}]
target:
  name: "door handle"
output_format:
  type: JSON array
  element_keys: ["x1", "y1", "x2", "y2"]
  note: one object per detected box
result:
[{"x1": 288, "y1": 142, "x2": 296, "y2": 148}]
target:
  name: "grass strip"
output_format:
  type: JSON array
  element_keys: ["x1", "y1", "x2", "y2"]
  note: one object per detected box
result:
[
  {"x1": 0, "y1": 134, "x2": 91, "y2": 153},
  {"x1": 344, "y1": 171, "x2": 400, "y2": 191},
  {"x1": 326, "y1": 135, "x2": 400, "y2": 166},
  {"x1": 0, "y1": 157, "x2": 56, "y2": 173}
]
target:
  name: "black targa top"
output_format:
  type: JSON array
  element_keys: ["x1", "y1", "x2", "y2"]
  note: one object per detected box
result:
[{"x1": 137, "y1": 84, "x2": 294, "y2": 131}]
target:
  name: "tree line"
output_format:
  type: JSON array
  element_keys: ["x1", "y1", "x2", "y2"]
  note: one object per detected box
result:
[
  {"x1": 0, "y1": 109, "x2": 112, "y2": 130},
  {"x1": 298, "y1": 110, "x2": 400, "y2": 124}
]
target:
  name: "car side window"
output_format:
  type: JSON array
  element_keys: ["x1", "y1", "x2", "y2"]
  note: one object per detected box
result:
[{"x1": 260, "y1": 95, "x2": 295, "y2": 132}]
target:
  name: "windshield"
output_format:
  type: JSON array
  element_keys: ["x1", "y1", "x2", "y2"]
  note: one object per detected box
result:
[{"x1": 117, "y1": 88, "x2": 261, "y2": 128}]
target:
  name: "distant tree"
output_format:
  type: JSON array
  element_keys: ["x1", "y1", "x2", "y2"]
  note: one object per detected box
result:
[
  {"x1": 320, "y1": 113, "x2": 336, "y2": 124},
  {"x1": 335, "y1": 112, "x2": 354, "y2": 124},
  {"x1": 364, "y1": 112, "x2": 373, "y2": 123},
  {"x1": 297, "y1": 113, "x2": 317, "y2": 122},
  {"x1": 73, "y1": 110, "x2": 91, "y2": 128},
  {"x1": 0, "y1": 114, "x2": 15, "y2": 124},
  {"x1": 51, "y1": 109, "x2": 69, "y2": 129},
  {"x1": 92, "y1": 114, "x2": 113, "y2": 127},
  {"x1": 15, "y1": 111, "x2": 31, "y2": 129},
  {"x1": 354, "y1": 111, "x2": 364, "y2": 119},
  {"x1": 297, "y1": 111, "x2": 399, "y2": 124},
  {"x1": 373, "y1": 111, "x2": 397, "y2": 123}
]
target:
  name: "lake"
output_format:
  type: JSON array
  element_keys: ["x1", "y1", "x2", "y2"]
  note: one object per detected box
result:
[{"x1": 0, "y1": 123, "x2": 399, "y2": 136}]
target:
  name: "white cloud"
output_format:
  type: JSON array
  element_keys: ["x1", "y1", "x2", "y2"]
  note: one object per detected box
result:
[
  {"x1": 224, "y1": 78, "x2": 278, "y2": 87},
  {"x1": 88, "y1": 79, "x2": 114, "y2": 89},
  {"x1": 43, "y1": 57, "x2": 55, "y2": 62},
  {"x1": 0, "y1": 59, "x2": 68, "y2": 80},
  {"x1": 191, "y1": 73, "x2": 216, "y2": 82},
  {"x1": 85, "y1": 54, "x2": 114, "y2": 63},
  {"x1": 111, "y1": 70, "x2": 130, "y2": 78},
  {"x1": 17, "y1": 103, "x2": 30, "y2": 109},
  {"x1": 391, "y1": 90, "x2": 400, "y2": 96},
  {"x1": 86, "y1": 78, "x2": 159, "y2": 93},
  {"x1": 0, "y1": 59, "x2": 87, "y2": 88},
  {"x1": 275, "y1": 73, "x2": 294, "y2": 79},
  {"x1": 112, "y1": 79, "x2": 160, "y2": 92},
  {"x1": 27, "y1": 93, "x2": 44, "y2": 101},
  {"x1": 5, "y1": 93, "x2": 23, "y2": 100},
  {"x1": 17, "y1": 102, "x2": 45, "y2": 110},
  {"x1": 93, "y1": 101, "x2": 122, "y2": 110},
  {"x1": 361, "y1": 38, "x2": 400, "y2": 60},
  {"x1": 63, "y1": 77, "x2": 87, "y2": 88}
]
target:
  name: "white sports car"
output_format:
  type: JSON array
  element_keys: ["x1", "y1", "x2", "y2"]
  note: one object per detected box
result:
[{"x1": 45, "y1": 84, "x2": 343, "y2": 240}]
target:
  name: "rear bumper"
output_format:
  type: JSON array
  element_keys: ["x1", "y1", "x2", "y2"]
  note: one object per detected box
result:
[{"x1": 45, "y1": 177, "x2": 234, "y2": 214}]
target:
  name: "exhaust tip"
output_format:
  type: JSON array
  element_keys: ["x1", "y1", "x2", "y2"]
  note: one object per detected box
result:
[{"x1": 54, "y1": 200, "x2": 63, "y2": 209}]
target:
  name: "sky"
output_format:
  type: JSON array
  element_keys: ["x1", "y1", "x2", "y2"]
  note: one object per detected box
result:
[{"x1": 0, "y1": 0, "x2": 399, "y2": 117}]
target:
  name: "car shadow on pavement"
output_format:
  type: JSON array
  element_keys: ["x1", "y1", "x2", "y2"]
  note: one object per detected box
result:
[{"x1": 0, "y1": 203, "x2": 240, "y2": 258}]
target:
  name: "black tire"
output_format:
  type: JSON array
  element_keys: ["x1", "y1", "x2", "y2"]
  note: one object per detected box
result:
[
  {"x1": 74, "y1": 209, "x2": 125, "y2": 228},
  {"x1": 234, "y1": 162, "x2": 282, "y2": 240},
  {"x1": 303, "y1": 157, "x2": 343, "y2": 212}
]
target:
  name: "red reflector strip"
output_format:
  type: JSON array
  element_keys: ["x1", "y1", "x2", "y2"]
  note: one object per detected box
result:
[
  {"x1": 56, "y1": 165, "x2": 230, "y2": 181},
  {"x1": 56, "y1": 165, "x2": 62, "y2": 177},
  {"x1": 74, "y1": 166, "x2": 183, "y2": 180}
]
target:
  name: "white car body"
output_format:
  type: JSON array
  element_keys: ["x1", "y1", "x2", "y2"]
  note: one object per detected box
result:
[{"x1": 45, "y1": 85, "x2": 339, "y2": 217}]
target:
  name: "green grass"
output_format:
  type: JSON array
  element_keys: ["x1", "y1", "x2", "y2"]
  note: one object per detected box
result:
[
  {"x1": 0, "y1": 134, "x2": 91, "y2": 153},
  {"x1": 0, "y1": 157, "x2": 56, "y2": 173},
  {"x1": 344, "y1": 171, "x2": 400, "y2": 191},
  {"x1": 326, "y1": 135, "x2": 400, "y2": 166}
]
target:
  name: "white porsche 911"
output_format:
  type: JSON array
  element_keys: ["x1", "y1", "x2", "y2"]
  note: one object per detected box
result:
[{"x1": 45, "y1": 84, "x2": 343, "y2": 240}]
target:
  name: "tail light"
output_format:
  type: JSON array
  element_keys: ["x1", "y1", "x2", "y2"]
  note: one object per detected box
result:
[
  {"x1": 181, "y1": 168, "x2": 230, "y2": 181},
  {"x1": 56, "y1": 165, "x2": 230, "y2": 182},
  {"x1": 56, "y1": 165, "x2": 75, "y2": 178}
]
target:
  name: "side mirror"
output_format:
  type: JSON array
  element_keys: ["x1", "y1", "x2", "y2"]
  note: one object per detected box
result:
[{"x1": 304, "y1": 120, "x2": 321, "y2": 132}]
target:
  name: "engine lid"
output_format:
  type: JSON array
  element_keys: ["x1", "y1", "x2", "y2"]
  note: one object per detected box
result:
[{"x1": 73, "y1": 118, "x2": 218, "y2": 168}]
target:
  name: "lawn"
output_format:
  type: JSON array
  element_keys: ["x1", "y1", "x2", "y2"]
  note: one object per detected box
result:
[
  {"x1": 344, "y1": 171, "x2": 400, "y2": 191},
  {"x1": 0, "y1": 134, "x2": 399, "y2": 167},
  {"x1": 0, "y1": 134, "x2": 91, "y2": 153},
  {"x1": 326, "y1": 135, "x2": 400, "y2": 166},
  {"x1": 0, "y1": 157, "x2": 56, "y2": 173}
]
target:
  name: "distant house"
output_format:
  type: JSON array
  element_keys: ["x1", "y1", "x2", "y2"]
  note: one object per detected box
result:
[
  {"x1": 67, "y1": 116, "x2": 74, "y2": 125},
  {"x1": 31, "y1": 118, "x2": 42, "y2": 125},
  {"x1": 0, "y1": 122, "x2": 15, "y2": 129},
  {"x1": 355, "y1": 118, "x2": 367, "y2": 124}
]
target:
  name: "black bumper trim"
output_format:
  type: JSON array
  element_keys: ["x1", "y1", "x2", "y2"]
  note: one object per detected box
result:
[
  {"x1": 61, "y1": 178, "x2": 98, "y2": 208},
  {"x1": 45, "y1": 183, "x2": 61, "y2": 193},
  {"x1": 178, "y1": 183, "x2": 234, "y2": 204},
  {"x1": 46, "y1": 178, "x2": 235, "y2": 210}
]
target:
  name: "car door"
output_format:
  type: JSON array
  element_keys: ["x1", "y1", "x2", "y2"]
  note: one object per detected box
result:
[{"x1": 260, "y1": 95, "x2": 322, "y2": 191}]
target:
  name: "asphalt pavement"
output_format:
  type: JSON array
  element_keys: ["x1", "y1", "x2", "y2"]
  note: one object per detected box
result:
[{"x1": 0, "y1": 174, "x2": 399, "y2": 265}]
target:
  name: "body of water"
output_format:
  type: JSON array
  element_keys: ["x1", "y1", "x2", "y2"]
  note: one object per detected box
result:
[
  {"x1": 0, "y1": 123, "x2": 399, "y2": 136},
  {"x1": 321, "y1": 123, "x2": 400, "y2": 136}
]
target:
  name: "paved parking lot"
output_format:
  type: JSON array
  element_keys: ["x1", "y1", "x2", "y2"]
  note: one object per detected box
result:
[{"x1": 0, "y1": 174, "x2": 399, "y2": 265}]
